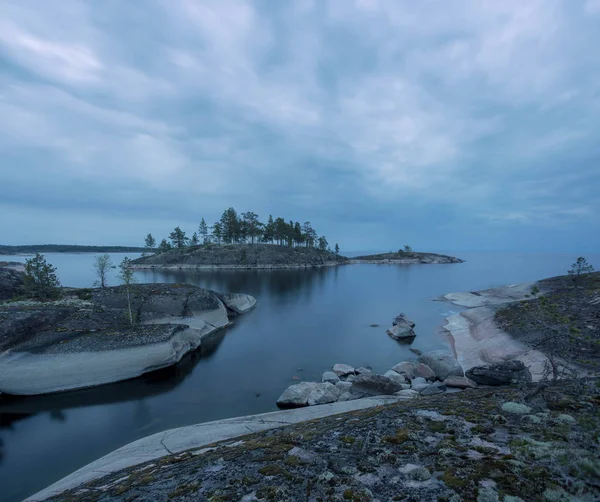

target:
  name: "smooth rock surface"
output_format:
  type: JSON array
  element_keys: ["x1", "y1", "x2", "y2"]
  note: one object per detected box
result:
[
  {"x1": 383, "y1": 370, "x2": 406, "y2": 385},
  {"x1": 394, "y1": 389, "x2": 419, "y2": 399},
  {"x1": 421, "y1": 383, "x2": 446, "y2": 395},
  {"x1": 217, "y1": 293, "x2": 257, "y2": 314},
  {"x1": 333, "y1": 363, "x2": 355, "y2": 376},
  {"x1": 415, "y1": 363, "x2": 436, "y2": 380},
  {"x1": 411, "y1": 377, "x2": 427, "y2": 386},
  {"x1": 418, "y1": 350, "x2": 463, "y2": 380},
  {"x1": 350, "y1": 374, "x2": 402, "y2": 396},
  {"x1": 392, "y1": 361, "x2": 416, "y2": 379},
  {"x1": 335, "y1": 381, "x2": 352, "y2": 393},
  {"x1": 307, "y1": 382, "x2": 340, "y2": 406},
  {"x1": 322, "y1": 371, "x2": 340, "y2": 384}
]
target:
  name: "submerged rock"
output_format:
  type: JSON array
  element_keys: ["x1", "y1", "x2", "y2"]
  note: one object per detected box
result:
[
  {"x1": 418, "y1": 350, "x2": 463, "y2": 380},
  {"x1": 350, "y1": 374, "x2": 402, "y2": 396},
  {"x1": 466, "y1": 360, "x2": 532, "y2": 386}
]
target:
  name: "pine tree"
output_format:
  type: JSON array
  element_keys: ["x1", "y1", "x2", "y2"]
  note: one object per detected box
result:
[
  {"x1": 118, "y1": 257, "x2": 136, "y2": 325},
  {"x1": 212, "y1": 222, "x2": 223, "y2": 244},
  {"x1": 335, "y1": 243, "x2": 340, "y2": 256},
  {"x1": 190, "y1": 232, "x2": 199, "y2": 246},
  {"x1": 199, "y1": 218, "x2": 209, "y2": 244},
  {"x1": 169, "y1": 226, "x2": 187, "y2": 248},
  {"x1": 157, "y1": 239, "x2": 172, "y2": 253},
  {"x1": 263, "y1": 215, "x2": 275, "y2": 243},
  {"x1": 144, "y1": 233, "x2": 156, "y2": 251},
  {"x1": 24, "y1": 253, "x2": 61, "y2": 300}
]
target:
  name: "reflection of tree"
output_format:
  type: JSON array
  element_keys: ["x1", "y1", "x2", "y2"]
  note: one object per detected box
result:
[{"x1": 139, "y1": 266, "x2": 335, "y2": 305}]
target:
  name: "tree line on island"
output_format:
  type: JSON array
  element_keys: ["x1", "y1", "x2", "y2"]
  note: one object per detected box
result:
[{"x1": 144, "y1": 207, "x2": 340, "y2": 256}]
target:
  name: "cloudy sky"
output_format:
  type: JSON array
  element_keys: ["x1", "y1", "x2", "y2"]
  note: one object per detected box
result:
[{"x1": 1, "y1": 0, "x2": 599, "y2": 252}]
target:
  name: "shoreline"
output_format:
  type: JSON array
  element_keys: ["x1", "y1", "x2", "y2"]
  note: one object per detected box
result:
[{"x1": 441, "y1": 281, "x2": 551, "y2": 381}]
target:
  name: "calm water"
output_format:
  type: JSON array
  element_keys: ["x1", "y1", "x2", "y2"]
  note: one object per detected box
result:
[{"x1": 0, "y1": 251, "x2": 598, "y2": 502}]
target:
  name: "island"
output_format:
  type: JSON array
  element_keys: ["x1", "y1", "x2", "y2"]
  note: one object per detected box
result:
[
  {"x1": 351, "y1": 250, "x2": 464, "y2": 264},
  {"x1": 0, "y1": 263, "x2": 256, "y2": 395}
]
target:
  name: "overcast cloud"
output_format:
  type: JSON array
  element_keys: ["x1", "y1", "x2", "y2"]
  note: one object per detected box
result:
[{"x1": 1, "y1": 0, "x2": 599, "y2": 252}]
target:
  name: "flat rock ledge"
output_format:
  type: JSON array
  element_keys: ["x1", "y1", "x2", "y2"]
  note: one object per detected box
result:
[
  {"x1": 277, "y1": 355, "x2": 477, "y2": 408},
  {"x1": 0, "y1": 284, "x2": 256, "y2": 395}
]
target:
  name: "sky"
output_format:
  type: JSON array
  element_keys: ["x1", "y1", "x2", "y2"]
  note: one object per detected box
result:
[{"x1": 0, "y1": 0, "x2": 599, "y2": 253}]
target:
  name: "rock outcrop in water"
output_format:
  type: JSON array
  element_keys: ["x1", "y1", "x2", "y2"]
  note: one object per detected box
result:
[
  {"x1": 351, "y1": 251, "x2": 463, "y2": 264},
  {"x1": 0, "y1": 279, "x2": 256, "y2": 395}
]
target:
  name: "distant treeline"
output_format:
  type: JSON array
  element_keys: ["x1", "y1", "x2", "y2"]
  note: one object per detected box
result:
[
  {"x1": 0, "y1": 245, "x2": 147, "y2": 254},
  {"x1": 146, "y1": 207, "x2": 340, "y2": 255}
]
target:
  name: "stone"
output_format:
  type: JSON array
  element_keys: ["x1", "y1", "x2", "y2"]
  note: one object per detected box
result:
[
  {"x1": 443, "y1": 376, "x2": 478, "y2": 389},
  {"x1": 307, "y1": 382, "x2": 340, "y2": 406},
  {"x1": 421, "y1": 383, "x2": 446, "y2": 396},
  {"x1": 411, "y1": 377, "x2": 427, "y2": 386},
  {"x1": 383, "y1": 370, "x2": 406, "y2": 385},
  {"x1": 276, "y1": 382, "x2": 340, "y2": 408},
  {"x1": 333, "y1": 364, "x2": 355, "y2": 377},
  {"x1": 345, "y1": 374, "x2": 358, "y2": 383},
  {"x1": 503, "y1": 497, "x2": 525, "y2": 502},
  {"x1": 399, "y1": 383, "x2": 411, "y2": 390},
  {"x1": 418, "y1": 350, "x2": 463, "y2": 380},
  {"x1": 387, "y1": 323, "x2": 416, "y2": 341},
  {"x1": 393, "y1": 314, "x2": 416, "y2": 328},
  {"x1": 0, "y1": 263, "x2": 25, "y2": 301},
  {"x1": 350, "y1": 374, "x2": 402, "y2": 396},
  {"x1": 335, "y1": 381, "x2": 353, "y2": 392},
  {"x1": 276, "y1": 382, "x2": 317, "y2": 408},
  {"x1": 395, "y1": 389, "x2": 419, "y2": 399},
  {"x1": 355, "y1": 367, "x2": 372, "y2": 374},
  {"x1": 556, "y1": 414, "x2": 576, "y2": 425},
  {"x1": 501, "y1": 402, "x2": 532, "y2": 415},
  {"x1": 322, "y1": 371, "x2": 340, "y2": 384},
  {"x1": 415, "y1": 363, "x2": 436, "y2": 380},
  {"x1": 392, "y1": 361, "x2": 416, "y2": 379},
  {"x1": 337, "y1": 392, "x2": 352, "y2": 402},
  {"x1": 466, "y1": 360, "x2": 532, "y2": 386}
]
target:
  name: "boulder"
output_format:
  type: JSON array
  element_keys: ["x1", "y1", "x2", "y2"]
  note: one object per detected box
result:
[
  {"x1": 335, "y1": 381, "x2": 353, "y2": 393},
  {"x1": 356, "y1": 366, "x2": 372, "y2": 375},
  {"x1": 216, "y1": 293, "x2": 257, "y2": 314},
  {"x1": 322, "y1": 371, "x2": 340, "y2": 384},
  {"x1": 392, "y1": 361, "x2": 416, "y2": 380},
  {"x1": 307, "y1": 382, "x2": 340, "y2": 406},
  {"x1": 421, "y1": 383, "x2": 446, "y2": 396},
  {"x1": 333, "y1": 363, "x2": 355, "y2": 377},
  {"x1": 383, "y1": 370, "x2": 406, "y2": 385},
  {"x1": 393, "y1": 314, "x2": 416, "y2": 328},
  {"x1": 411, "y1": 383, "x2": 431, "y2": 392},
  {"x1": 415, "y1": 363, "x2": 436, "y2": 381},
  {"x1": 350, "y1": 374, "x2": 402, "y2": 396},
  {"x1": 387, "y1": 322, "x2": 416, "y2": 341},
  {"x1": 277, "y1": 382, "x2": 340, "y2": 408},
  {"x1": 465, "y1": 360, "x2": 532, "y2": 386},
  {"x1": 443, "y1": 376, "x2": 478, "y2": 389},
  {"x1": 411, "y1": 377, "x2": 427, "y2": 386},
  {"x1": 418, "y1": 350, "x2": 463, "y2": 380}
]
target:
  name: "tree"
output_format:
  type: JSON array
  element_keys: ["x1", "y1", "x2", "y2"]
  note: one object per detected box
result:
[
  {"x1": 335, "y1": 243, "x2": 340, "y2": 256},
  {"x1": 263, "y1": 215, "x2": 275, "y2": 243},
  {"x1": 199, "y1": 218, "x2": 209, "y2": 244},
  {"x1": 318, "y1": 236, "x2": 329, "y2": 251},
  {"x1": 118, "y1": 257, "x2": 136, "y2": 325},
  {"x1": 144, "y1": 233, "x2": 156, "y2": 251},
  {"x1": 404, "y1": 245, "x2": 413, "y2": 253},
  {"x1": 568, "y1": 257, "x2": 594, "y2": 288},
  {"x1": 241, "y1": 211, "x2": 263, "y2": 244},
  {"x1": 157, "y1": 239, "x2": 172, "y2": 253},
  {"x1": 220, "y1": 207, "x2": 240, "y2": 243},
  {"x1": 212, "y1": 222, "x2": 223, "y2": 244},
  {"x1": 169, "y1": 226, "x2": 187, "y2": 249},
  {"x1": 93, "y1": 254, "x2": 113, "y2": 288},
  {"x1": 23, "y1": 253, "x2": 61, "y2": 300},
  {"x1": 190, "y1": 232, "x2": 200, "y2": 246}
]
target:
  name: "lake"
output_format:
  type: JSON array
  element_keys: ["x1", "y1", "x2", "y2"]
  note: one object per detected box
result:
[{"x1": 0, "y1": 251, "x2": 598, "y2": 502}]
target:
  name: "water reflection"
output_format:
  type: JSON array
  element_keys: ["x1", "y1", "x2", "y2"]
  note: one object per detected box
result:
[{"x1": 138, "y1": 267, "x2": 332, "y2": 303}]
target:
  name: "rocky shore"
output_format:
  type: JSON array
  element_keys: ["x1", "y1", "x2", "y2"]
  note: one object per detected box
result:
[
  {"x1": 32, "y1": 378, "x2": 600, "y2": 501},
  {"x1": 0, "y1": 270, "x2": 256, "y2": 395}
]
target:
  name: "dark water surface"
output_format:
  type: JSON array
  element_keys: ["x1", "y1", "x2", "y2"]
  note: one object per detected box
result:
[{"x1": 0, "y1": 251, "x2": 598, "y2": 501}]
